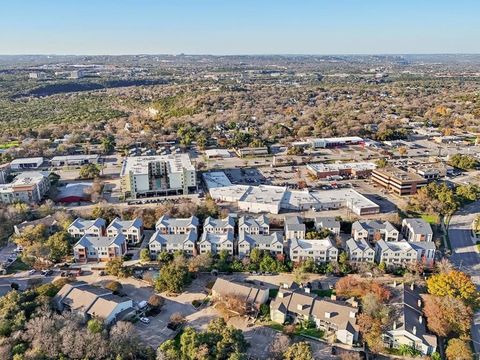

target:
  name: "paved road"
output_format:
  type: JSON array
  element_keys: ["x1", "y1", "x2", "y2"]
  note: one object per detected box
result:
[{"x1": 448, "y1": 201, "x2": 480, "y2": 355}]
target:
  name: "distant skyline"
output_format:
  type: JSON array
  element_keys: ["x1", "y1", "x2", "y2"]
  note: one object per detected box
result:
[{"x1": 1, "y1": 0, "x2": 480, "y2": 55}]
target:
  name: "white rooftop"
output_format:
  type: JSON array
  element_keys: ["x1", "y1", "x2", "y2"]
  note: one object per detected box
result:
[{"x1": 121, "y1": 153, "x2": 194, "y2": 176}]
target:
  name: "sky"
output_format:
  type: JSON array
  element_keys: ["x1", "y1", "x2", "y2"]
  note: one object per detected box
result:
[{"x1": 1, "y1": 0, "x2": 479, "y2": 55}]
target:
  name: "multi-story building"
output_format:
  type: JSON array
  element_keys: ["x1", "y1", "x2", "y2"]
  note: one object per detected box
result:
[
  {"x1": 68, "y1": 218, "x2": 106, "y2": 239},
  {"x1": 401, "y1": 218, "x2": 433, "y2": 242},
  {"x1": 270, "y1": 286, "x2": 359, "y2": 346},
  {"x1": 238, "y1": 215, "x2": 270, "y2": 237},
  {"x1": 155, "y1": 215, "x2": 199, "y2": 234},
  {"x1": 314, "y1": 217, "x2": 341, "y2": 236},
  {"x1": 383, "y1": 283, "x2": 437, "y2": 355},
  {"x1": 73, "y1": 233, "x2": 127, "y2": 262},
  {"x1": 198, "y1": 231, "x2": 234, "y2": 255},
  {"x1": 203, "y1": 215, "x2": 235, "y2": 234},
  {"x1": 238, "y1": 232, "x2": 284, "y2": 258},
  {"x1": 0, "y1": 163, "x2": 10, "y2": 184},
  {"x1": 106, "y1": 217, "x2": 144, "y2": 245},
  {"x1": 0, "y1": 171, "x2": 50, "y2": 204},
  {"x1": 289, "y1": 238, "x2": 338, "y2": 263},
  {"x1": 410, "y1": 242, "x2": 436, "y2": 267},
  {"x1": 346, "y1": 238, "x2": 375, "y2": 263},
  {"x1": 372, "y1": 167, "x2": 427, "y2": 196},
  {"x1": 120, "y1": 154, "x2": 197, "y2": 199},
  {"x1": 149, "y1": 231, "x2": 197, "y2": 256},
  {"x1": 374, "y1": 240, "x2": 417, "y2": 266},
  {"x1": 351, "y1": 220, "x2": 399, "y2": 242},
  {"x1": 284, "y1": 216, "x2": 306, "y2": 241}
]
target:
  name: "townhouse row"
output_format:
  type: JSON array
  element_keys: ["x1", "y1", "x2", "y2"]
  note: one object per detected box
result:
[{"x1": 68, "y1": 214, "x2": 435, "y2": 267}]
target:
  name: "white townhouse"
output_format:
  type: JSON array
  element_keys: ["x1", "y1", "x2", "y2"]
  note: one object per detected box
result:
[
  {"x1": 284, "y1": 216, "x2": 306, "y2": 241},
  {"x1": 346, "y1": 238, "x2": 375, "y2": 263},
  {"x1": 198, "y1": 231, "x2": 234, "y2": 255},
  {"x1": 238, "y1": 232, "x2": 284, "y2": 258},
  {"x1": 238, "y1": 215, "x2": 270, "y2": 237},
  {"x1": 68, "y1": 218, "x2": 106, "y2": 239},
  {"x1": 107, "y1": 217, "x2": 144, "y2": 245},
  {"x1": 149, "y1": 231, "x2": 197, "y2": 256},
  {"x1": 314, "y1": 217, "x2": 341, "y2": 236},
  {"x1": 374, "y1": 240, "x2": 417, "y2": 266},
  {"x1": 401, "y1": 218, "x2": 433, "y2": 242},
  {"x1": 155, "y1": 215, "x2": 199, "y2": 234},
  {"x1": 73, "y1": 233, "x2": 127, "y2": 262},
  {"x1": 289, "y1": 238, "x2": 338, "y2": 263},
  {"x1": 203, "y1": 215, "x2": 235, "y2": 234},
  {"x1": 410, "y1": 241, "x2": 436, "y2": 267},
  {"x1": 352, "y1": 220, "x2": 399, "y2": 242}
]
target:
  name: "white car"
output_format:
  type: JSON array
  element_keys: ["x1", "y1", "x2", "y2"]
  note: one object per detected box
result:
[
  {"x1": 28, "y1": 269, "x2": 36, "y2": 275},
  {"x1": 139, "y1": 317, "x2": 150, "y2": 324}
]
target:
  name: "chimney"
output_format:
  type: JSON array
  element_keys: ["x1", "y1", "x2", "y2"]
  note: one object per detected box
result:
[
  {"x1": 393, "y1": 280, "x2": 397, "y2": 287},
  {"x1": 413, "y1": 326, "x2": 417, "y2": 335},
  {"x1": 325, "y1": 312, "x2": 331, "y2": 318},
  {"x1": 278, "y1": 291, "x2": 284, "y2": 298},
  {"x1": 417, "y1": 299, "x2": 422, "y2": 308},
  {"x1": 331, "y1": 294, "x2": 337, "y2": 301},
  {"x1": 392, "y1": 321, "x2": 397, "y2": 330},
  {"x1": 297, "y1": 304, "x2": 305, "y2": 311},
  {"x1": 410, "y1": 283, "x2": 414, "y2": 290},
  {"x1": 351, "y1": 300, "x2": 359, "y2": 308},
  {"x1": 349, "y1": 311, "x2": 356, "y2": 319},
  {"x1": 304, "y1": 287, "x2": 311, "y2": 294},
  {"x1": 419, "y1": 316, "x2": 423, "y2": 324}
]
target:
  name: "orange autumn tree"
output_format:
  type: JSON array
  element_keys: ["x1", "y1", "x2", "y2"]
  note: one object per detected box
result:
[{"x1": 335, "y1": 275, "x2": 391, "y2": 302}]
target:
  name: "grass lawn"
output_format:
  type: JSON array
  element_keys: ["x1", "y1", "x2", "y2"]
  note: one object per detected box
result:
[
  {"x1": 421, "y1": 214, "x2": 439, "y2": 225},
  {"x1": 266, "y1": 322, "x2": 284, "y2": 332},
  {"x1": 269, "y1": 288, "x2": 279, "y2": 298},
  {"x1": 296, "y1": 328, "x2": 324, "y2": 339},
  {"x1": 7, "y1": 258, "x2": 30, "y2": 274},
  {"x1": 0, "y1": 140, "x2": 20, "y2": 149}
]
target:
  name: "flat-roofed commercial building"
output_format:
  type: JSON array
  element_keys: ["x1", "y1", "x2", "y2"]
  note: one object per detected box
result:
[
  {"x1": 293, "y1": 136, "x2": 364, "y2": 149},
  {"x1": 372, "y1": 167, "x2": 427, "y2": 196},
  {"x1": 51, "y1": 154, "x2": 100, "y2": 167},
  {"x1": 120, "y1": 154, "x2": 196, "y2": 199},
  {"x1": 307, "y1": 162, "x2": 376, "y2": 179},
  {"x1": 235, "y1": 146, "x2": 269, "y2": 157},
  {"x1": 10, "y1": 157, "x2": 44, "y2": 170}
]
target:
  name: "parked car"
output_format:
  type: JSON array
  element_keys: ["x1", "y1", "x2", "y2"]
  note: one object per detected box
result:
[
  {"x1": 139, "y1": 317, "x2": 150, "y2": 324},
  {"x1": 28, "y1": 269, "x2": 36, "y2": 275}
]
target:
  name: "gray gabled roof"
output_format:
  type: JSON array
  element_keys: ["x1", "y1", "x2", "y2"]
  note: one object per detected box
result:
[
  {"x1": 284, "y1": 216, "x2": 306, "y2": 232},
  {"x1": 74, "y1": 233, "x2": 125, "y2": 248},
  {"x1": 403, "y1": 218, "x2": 433, "y2": 235},
  {"x1": 346, "y1": 238, "x2": 373, "y2": 252},
  {"x1": 352, "y1": 220, "x2": 397, "y2": 233},
  {"x1": 108, "y1": 217, "x2": 143, "y2": 231},
  {"x1": 203, "y1": 215, "x2": 235, "y2": 229},
  {"x1": 69, "y1": 217, "x2": 106, "y2": 231},
  {"x1": 315, "y1": 217, "x2": 340, "y2": 230},
  {"x1": 239, "y1": 215, "x2": 269, "y2": 228},
  {"x1": 240, "y1": 232, "x2": 283, "y2": 246},
  {"x1": 156, "y1": 215, "x2": 199, "y2": 229},
  {"x1": 149, "y1": 230, "x2": 197, "y2": 246}
]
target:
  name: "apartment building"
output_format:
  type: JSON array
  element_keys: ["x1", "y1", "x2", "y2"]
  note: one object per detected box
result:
[
  {"x1": 73, "y1": 233, "x2": 127, "y2": 262},
  {"x1": 346, "y1": 238, "x2": 375, "y2": 263},
  {"x1": 372, "y1": 167, "x2": 427, "y2": 196},
  {"x1": 289, "y1": 238, "x2": 338, "y2": 263},
  {"x1": 0, "y1": 171, "x2": 50, "y2": 204},
  {"x1": 314, "y1": 217, "x2": 341, "y2": 236},
  {"x1": 155, "y1": 215, "x2": 199, "y2": 234},
  {"x1": 383, "y1": 283, "x2": 437, "y2": 355},
  {"x1": 68, "y1": 218, "x2": 106, "y2": 238},
  {"x1": 284, "y1": 216, "x2": 306, "y2": 241},
  {"x1": 149, "y1": 230, "x2": 197, "y2": 256},
  {"x1": 374, "y1": 240, "x2": 417, "y2": 266},
  {"x1": 270, "y1": 286, "x2": 359, "y2": 346},
  {"x1": 401, "y1": 218, "x2": 433, "y2": 242},
  {"x1": 198, "y1": 231, "x2": 234, "y2": 255},
  {"x1": 106, "y1": 217, "x2": 144, "y2": 245},
  {"x1": 238, "y1": 215, "x2": 270, "y2": 237},
  {"x1": 351, "y1": 220, "x2": 399, "y2": 242},
  {"x1": 120, "y1": 154, "x2": 196, "y2": 199},
  {"x1": 203, "y1": 215, "x2": 235, "y2": 234},
  {"x1": 238, "y1": 232, "x2": 284, "y2": 258}
]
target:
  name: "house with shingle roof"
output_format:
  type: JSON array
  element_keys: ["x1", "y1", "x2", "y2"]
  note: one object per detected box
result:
[
  {"x1": 107, "y1": 217, "x2": 144, "y2": 245},
  {"x1": 346, "y1": 238, "x2": 375, "y2": 263},
  {"x1": 284, "y1": 216, "x2": 306, "y2": 241},
  {"x1": 401, "y1": 218, "x2": 433, "y2": 242},
  {"x1": 149, "y1": 230, "x2": 197, "y2": 256},
  {"x1": 383, "y1": 283, "x2": 437, "y2": 355},
  {"x1": 73, "y1": 233, "x2": 127, "y2": 262},
  {"x1": 155, "y1": 215, "x2": 199, "y2": 234},
  {"x1": 314, "y1": 217, "x2": 341, "y2": 236},
  {"x1": 352, "y1": 220, "x2": 399, "y2": 242},
  {"x1": 203, "y1": 215, "x2": 235, "y2": 234},
  {"x1": 238, "y1": 215, "x2": 270, "y2": 237},
  {"x1": 238, "y1": 232, "x2": 284, "y2": 258},
  {"x1": 211, "y1": 278, "x2": 269, "y2": 309},
  {"x1": 68, "y1": 218, "x2": 106, "y2": 238}
]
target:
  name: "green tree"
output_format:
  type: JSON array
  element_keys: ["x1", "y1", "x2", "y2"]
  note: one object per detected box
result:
[
  {"x1": 87, "y1": 318, "x2": 103, "y2": 334},
  {"x1": 105, "y1": 258, "x2": 125, "y2": 277},
  {"x1": 448, "y1": 154, "x2": 479, "y2": 170},
  {"x1": 140, "y1": 248, "x2": 151, "y2": 263},
  {"x1": 259, "y1": 254, "x2": 277, "y2": 273},
  {"x1": 155, "y1": 258, "x2": 190, "y2": 294},
  {"x1": 45, "y1": 231, "x2": 71, "y2": 263},
  {"x1": 105, "y1": 280, "x2": 123, "y2": 295},
  {"x1": 283, "y1": 342, "x2": 313, "y2": 360},
  {"x1": 101, "y1": 134, "x2": 116, "y2": 154},
  {"x1": 79, "y1": 163, "x2": 100, "y2": 179}
]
